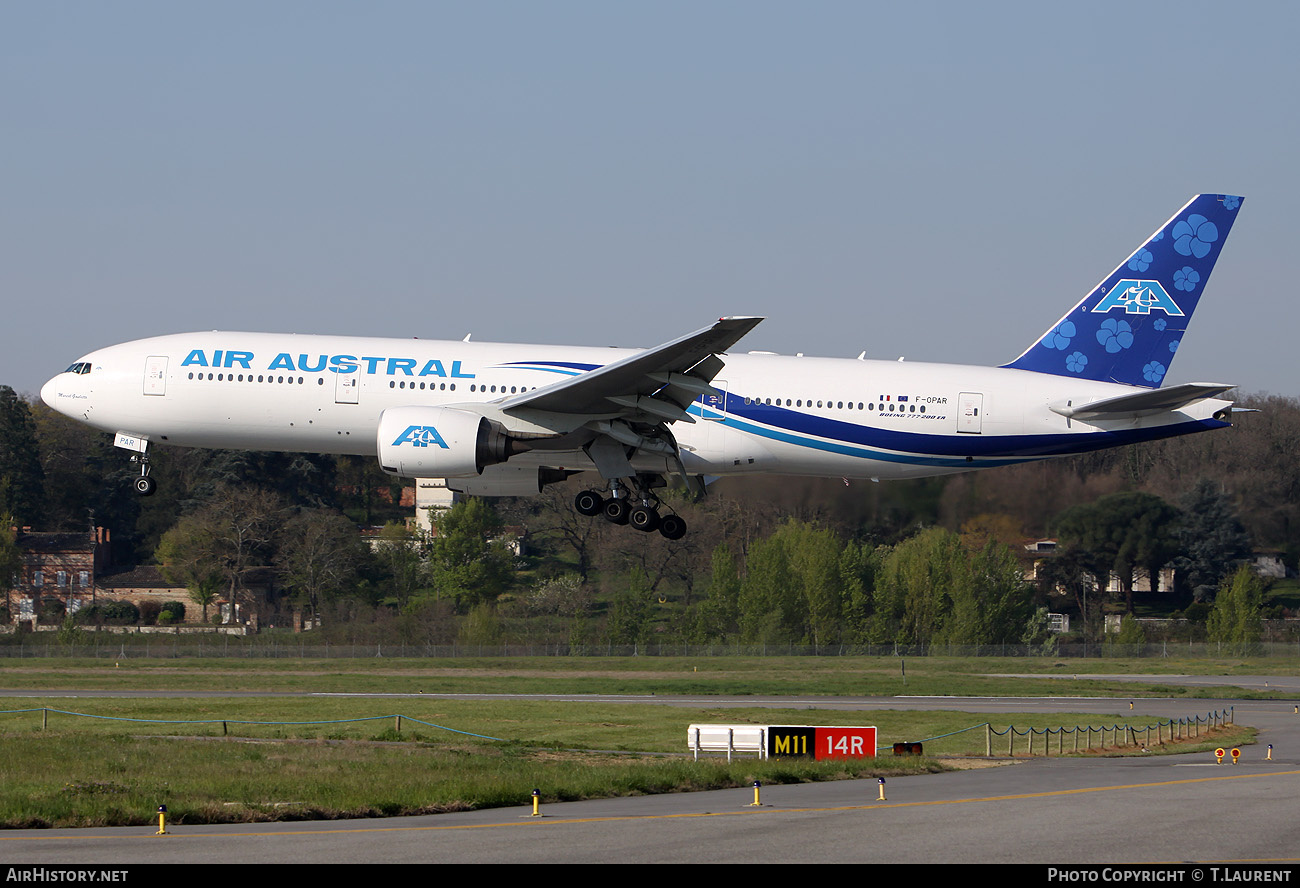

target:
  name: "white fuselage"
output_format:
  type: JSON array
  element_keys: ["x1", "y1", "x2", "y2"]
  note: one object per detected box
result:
[{"x1": 41, "y1": 331, "x2": 1232, "y2": 483}]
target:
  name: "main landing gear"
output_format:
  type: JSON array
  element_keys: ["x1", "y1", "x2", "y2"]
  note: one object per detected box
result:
[{"x1": 574, "y1": 478, "x2": 686, "y2": 540}]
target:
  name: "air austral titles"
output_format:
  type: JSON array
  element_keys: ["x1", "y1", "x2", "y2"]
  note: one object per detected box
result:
[{"x1": 42, "y1": 194, "x2": 1246, "y2": 540}]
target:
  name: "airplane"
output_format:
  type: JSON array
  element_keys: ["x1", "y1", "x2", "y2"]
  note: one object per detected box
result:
[{"x1": 41, "y1": 194, "x2": 1245, "y2": 540}]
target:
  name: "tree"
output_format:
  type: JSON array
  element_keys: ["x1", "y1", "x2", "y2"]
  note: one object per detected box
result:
[
  {"x1": 458, "y1": 602, "x2": 502, "y2": 646},
  {"x1": 427, "y1": 498, "x2": 513, "y2": 611},
  {"x1": 156, "y1": 522, "x2": 224, "y2": 621},
  {"x1": 155, "y1": 486, "x2": 283, "y2": 623},
  {"x1": 869, "y1": 528, "x2": 1033, "y2": 646},
  {"x1": 606, "y1": 566, "x2": 654, "y2": 645},
  {"x1": 1207, "y1": 565, "x2": 1264, "y2": 653},
  {"x1": 0, "y1": 387, "x2": 44, "y2": 527},
  {"x1": 1054, "y1": 492, "x2": 1182, "y2": 613},
  {"x1": 275, "y1": 509, "x2": 364, "y2": 622},
  {"x1": 695, "y1": 544, "x2": 742, "y2": 641},
  {"x1": 839, "y1": 540, "x2": 882, "y2": 644},
  {"x1": 1034, "y1": 546, "x2": 1104, "y2": 643},
  {"x1": 873, "y1": 528, "x2": 965, "y2": 645},
  {"x1": 1174, "y1": 480, "x2": 1253, "y2": 602},
  {"x1": 506, "y1": 482, "x2": 608, "y2": 582},
  {"x1": 1110, "y1": 614, "x2": 1148, "y2": 649},
  {"x1": 943, "y1": 540, "x2": 1034, "y2": 645},
  {"x1": 737, "y1": 529, "x2": 799, "y2": 644},
  {"x1": 0, "y1": 517, "x2": 21, "y2": 621},
  {"x1": 373, "y1": 521, "x2": 427, "y2": 608},
  {"x1": 781, "y1": 522, "x2": 848, "y2": 647}
]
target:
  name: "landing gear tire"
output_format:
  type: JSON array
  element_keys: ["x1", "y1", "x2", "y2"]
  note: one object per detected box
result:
[
  {"x1": 658, "y1": 514, "x2": 687, "y2": 541},
  {"x1": 603, "y1": 498, "x2": 631, "y2": 525},
  {"x1": 629, "y1": 505, "x2": 660, "y2": 533},
  {"x1": 134, "y1": 475, "x2": 157, "y2": 497},
  {"x1": 574, "y1": 489, "x2": 605, "y2": 516}
]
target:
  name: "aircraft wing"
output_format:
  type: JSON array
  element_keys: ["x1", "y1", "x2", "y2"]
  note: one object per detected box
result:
[
  {"x1": 1049, "y1": 382, "x2": 1236, "y2": 421},
  {"x1": 499, "y1": 316, "x2": 763, "y2": 424}
]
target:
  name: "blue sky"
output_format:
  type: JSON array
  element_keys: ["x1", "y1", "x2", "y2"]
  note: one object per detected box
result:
[{"x1": 4, "y1": 1, "x2": 1295, "y2": 397}]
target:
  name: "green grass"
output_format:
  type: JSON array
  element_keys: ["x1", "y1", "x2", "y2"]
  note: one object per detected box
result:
[
  {"x1": 0, "y1": 696, "x2": 1246, "y2": 752},
  {"x1": 0, "y1": 655, "x2": 1268, "y2": 828},
  {"x1": 0, "y1": 695, "x2": 1252, "y2": 828},
  {"x1": 0, "y1": 654, "x2": 1298, "y2": 697},
  {"x1": 0, "y1": 732, "x2": 942, "y2": 828}
]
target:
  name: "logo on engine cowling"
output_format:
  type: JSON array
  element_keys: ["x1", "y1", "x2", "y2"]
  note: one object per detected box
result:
[{"x1": 392, "y1": 425, "x2": 449, "y2": 448}]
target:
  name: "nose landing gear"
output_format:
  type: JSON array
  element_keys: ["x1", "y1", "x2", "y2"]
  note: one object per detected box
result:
[{"x1": 129, "y1": 454, "x2": 155, "y2": 497}]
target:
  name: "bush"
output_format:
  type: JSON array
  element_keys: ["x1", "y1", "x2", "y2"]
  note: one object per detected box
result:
[
  {"x1": 159, "y1": 601, "x2": 187, "y2": 623},
  {"x1": 99, "y1": 600, "x2": 140, "y2": 625},
  {"x1": 139, "y1": 601, "x2": 161, "y2": 626}
]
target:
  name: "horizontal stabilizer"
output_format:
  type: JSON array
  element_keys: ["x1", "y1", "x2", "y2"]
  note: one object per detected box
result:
[{"x1": 1049, "y1": 383, "x2": 1235, "y2": 420}]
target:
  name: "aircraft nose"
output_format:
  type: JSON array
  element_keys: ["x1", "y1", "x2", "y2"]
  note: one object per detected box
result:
[
  {"x1": 40, "y1": 369, "x2": 88, "y2": 418},
  {"x1": 40, "y1": 375, "x2": 59, "y2": 410}
]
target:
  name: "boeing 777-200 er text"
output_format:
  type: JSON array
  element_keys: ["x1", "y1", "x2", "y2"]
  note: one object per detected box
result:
[{"x1": 43, "y1": 194, "x2": 1246, "y2": 540}]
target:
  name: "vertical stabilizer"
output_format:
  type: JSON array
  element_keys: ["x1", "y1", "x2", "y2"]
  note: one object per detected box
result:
[{"x1": 1001, "y1": 194, "x2": 1242, "y2": 387}]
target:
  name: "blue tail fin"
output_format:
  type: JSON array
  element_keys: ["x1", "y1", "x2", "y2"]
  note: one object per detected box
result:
[{"x1": 1001, "y1": 194, "x2": 1243, "y2": 387}]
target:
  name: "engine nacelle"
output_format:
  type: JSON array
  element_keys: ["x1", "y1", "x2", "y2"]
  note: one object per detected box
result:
[{"x1": 376, "y1": 406, "x2": 520, "y2": 478}]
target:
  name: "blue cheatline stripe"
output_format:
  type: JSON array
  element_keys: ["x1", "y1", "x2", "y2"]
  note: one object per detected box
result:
[
  {"x1": 493, "y1": 360, "x2": 601, "y2": 376},
  {"x1": 688, "y1": 404, "x2": 1027, "y2": 468},
  {"x1": 695, "y1": 396, "x2": 1228, "y2": 467}
]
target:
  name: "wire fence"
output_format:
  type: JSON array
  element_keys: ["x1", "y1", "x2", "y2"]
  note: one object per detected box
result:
[
  {"x1": 0, "y1": 639, "x2": 1297, "y2": 659},
  {"x1": 988, "y1": 707, "x2": 1235, "y2": 756}
]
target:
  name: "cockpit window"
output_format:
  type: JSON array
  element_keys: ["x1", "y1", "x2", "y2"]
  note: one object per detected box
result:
[{"x1": 64, "y1": 362, "x2": 92, "y2": 375}]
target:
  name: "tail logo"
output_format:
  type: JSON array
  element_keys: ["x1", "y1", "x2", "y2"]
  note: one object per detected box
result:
[
  {"x1": 392, "y1": 425, "x2": 449, "y2": 448},
  {"x1": 1090, "y1": 280, "x2": 1185, "y2": 317}
]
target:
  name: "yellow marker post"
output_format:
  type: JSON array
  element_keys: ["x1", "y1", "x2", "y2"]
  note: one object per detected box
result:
[
  {"x1": 877, "y1": 778, "x2": 887, "y2": 801},
  {"x1": 1129, "y1": 701, "x2": 1134, "y2": 710},
  {"x1": 156, "y1": 805, "x2": 168, "y2": 836},
  {"x1": 1267, "y1": 744, "x2": 1273, "y2": 761},
  {"x1": 747, "y1": 781, "x2": 762, "y2": 808},
  {"x1": 531, "y1": 789, "x2": 541, "y2": 817}
]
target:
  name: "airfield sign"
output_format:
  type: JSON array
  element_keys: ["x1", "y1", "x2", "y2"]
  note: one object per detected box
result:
[{"x1": 768, "y1": 725, "x2": 877, "y2": 760}]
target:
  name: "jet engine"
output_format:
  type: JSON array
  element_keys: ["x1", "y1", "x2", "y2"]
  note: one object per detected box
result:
[
  {"x1": 446, "y1": 465, "x2": 574, "y2": 496},
  {"x1": 376, "y1": 406, "x2": 526, "y2": 477}
]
